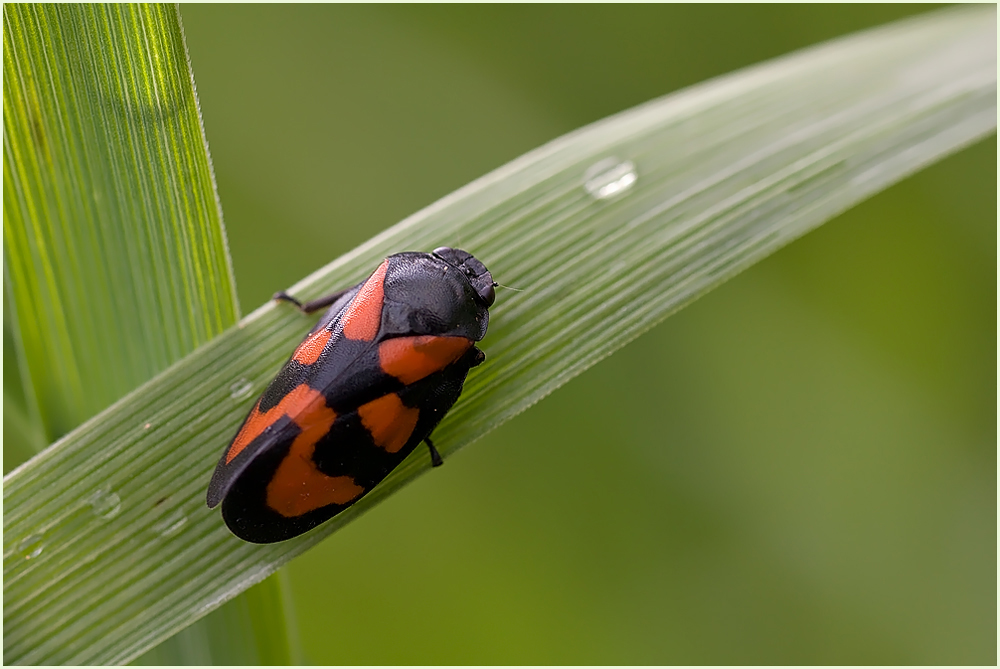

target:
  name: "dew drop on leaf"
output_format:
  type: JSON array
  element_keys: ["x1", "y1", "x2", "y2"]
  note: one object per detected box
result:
[
  {"x1": 229, "y1": 378, "x2": 253, "y2": 400},
  {"x1": 18, "y1": 534, "x2": 44, "y2": 560},
  {"x1": 584, "y1": 157, "x2": 638, "y2": 199},
  {"x1": 89, "y1": 488, "x2": 122, "y2": 521}
]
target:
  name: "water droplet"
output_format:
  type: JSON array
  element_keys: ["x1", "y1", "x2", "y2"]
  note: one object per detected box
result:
[
  {"x1": 18, "y1": 534, "x2": 44, "y2": 560},
  {"x1": 153, "y1": 511, "x2": 188, "y2": 538},
  {"x1": 88, "y1": 488, "x2": 122, "y2": 521},
  {"x1": 229, "y1": 378, "x2": 253, "y2": 400},
  {"x1": 584, "y1": 158, "x2": 637, "y2": 199}
]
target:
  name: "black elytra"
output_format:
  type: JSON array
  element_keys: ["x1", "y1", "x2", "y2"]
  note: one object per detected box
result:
[{"x1": 207, "y1": 247, "x2": 495, "y2": 543}]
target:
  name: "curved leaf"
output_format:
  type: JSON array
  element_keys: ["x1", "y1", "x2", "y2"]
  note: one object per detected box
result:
[{"x1": 3, "y1": 6, "x2": 996, "y2": 664}]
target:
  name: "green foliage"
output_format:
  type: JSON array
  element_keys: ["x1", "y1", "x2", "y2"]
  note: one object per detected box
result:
[
  {"x1": 3, "y1": 3, "x2": 237, "y2": 442},
  {"x1": 3, "y1": 6, "x2": 995, "y2": 664},
  {"x1": 2, "y1": 4, "x2": 292, "y2": 664}
]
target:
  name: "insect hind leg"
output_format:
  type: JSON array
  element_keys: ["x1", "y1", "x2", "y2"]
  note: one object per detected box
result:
[
  {"x1": 273, "y1": 286, "x2": 355, "y2": 314},
  {"x1": 425, "y1": 437, "x2": 444, "y2": 467}
]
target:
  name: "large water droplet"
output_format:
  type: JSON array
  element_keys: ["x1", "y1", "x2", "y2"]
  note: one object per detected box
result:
[
  {"x1": 18, "y1": 534, "x2": 44, "y2": 560},
  {"x1": 229, "y1": 378, "x2": 253, "y2": 400},
  {"x1": 584, "y1": 158, "x2": 637, "y2": 199},
  {"x1": 89, "y1": 488, "x2": 122, "y2": 521},
  {"x1": 153, "y1": 511, "x2": 188, "y2": 538}
]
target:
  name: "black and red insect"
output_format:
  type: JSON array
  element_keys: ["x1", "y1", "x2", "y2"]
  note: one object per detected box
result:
[{"x1": 207, "y1": 248, "x2": 495, "y2": 543}]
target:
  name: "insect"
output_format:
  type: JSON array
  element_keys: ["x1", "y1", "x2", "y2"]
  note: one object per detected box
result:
[{"x1": 207, "y1": 248, "x2": 495, "y2": 543}]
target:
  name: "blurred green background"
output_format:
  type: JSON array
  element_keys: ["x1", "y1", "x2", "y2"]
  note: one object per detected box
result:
[{"x1": 176, "y1": 5, "x2": 994, "y2": 664}]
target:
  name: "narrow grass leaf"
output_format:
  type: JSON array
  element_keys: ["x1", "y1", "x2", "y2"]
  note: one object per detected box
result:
[
  {"x1": 3, "y1": 4, "x2": 293, "y2": 664},
  {"x1": 3, "y1": 6, "x2": 995, "y2": 664},
  {"x1": 2, "y1": 3, "x2": 239, "y2": 442}
]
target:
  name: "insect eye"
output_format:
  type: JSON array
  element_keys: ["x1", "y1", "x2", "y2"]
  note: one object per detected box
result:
[{"x1": 481, "y1": 282, "x2": 496, "y2": 306}]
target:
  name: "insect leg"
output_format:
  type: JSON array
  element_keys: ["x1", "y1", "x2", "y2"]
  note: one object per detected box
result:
[
  {"x1": 273, "y1": 286, "x2": 354, "y2": 314},
  {"x1": 425, "y1": 437, "x2": 444, "y2": 467}
]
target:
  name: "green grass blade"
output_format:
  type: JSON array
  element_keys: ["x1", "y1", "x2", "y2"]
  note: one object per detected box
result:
[
  {"x1": 132, "y1": 573, "x2": 297, "y2": 665},
  {"x1": 3, "y1": 6, "x2": 995, "y2": 664},
  {"x1": 4, "y1": 296, "x2": 46, "y2": 468},
  {"x1": 3, "y1": 4, "x2": 294, "y2": 664},
  {"x1": 3, "y1": 390, "x2": 45, "y2": 469},
  {"x1": 2, "y1": 3, "x2": 239, "y2": 442}
]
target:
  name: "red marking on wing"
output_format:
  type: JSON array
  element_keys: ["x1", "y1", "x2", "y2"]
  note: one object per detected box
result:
[
  {"x1": 379, "y1": 335, "x2": 472, "y2": 385},
  {"x1": 358, "y1": 393, "x2": 420, "y2": 453},
  {"x1": 263, "y1": 386, "x2": 365, "y2": 517},
  {"x1": 226, "y1": 384, "x2": 325, "y2": 464},
  {"x1": 341, "y1": 260, "x2": 388, "y2": 341},
  {"x1": 292, "y1": 327, "x2": 332, "y2": 365}
]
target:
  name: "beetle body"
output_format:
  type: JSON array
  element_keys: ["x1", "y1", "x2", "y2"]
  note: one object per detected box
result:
[{"x1": 207, "y1": 248, "x2": 494, "y2": 543}]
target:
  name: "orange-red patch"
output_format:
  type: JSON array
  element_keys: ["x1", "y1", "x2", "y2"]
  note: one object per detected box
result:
[
  {"x1": 342, "y1": 260, "x2": 388, "y2": 341},
  {"x1": 358, "y1": 393, "x2": 420, "y2": 453},
  {"x1": 292, "y1": 327, "x2": 332, "y2": 365},
  {"x1": 379, "y1": 335, "x2": 472, "y2": 385},
  {"x1": 263, "y1": 386, "x2": 365, "y2": 517},
  {"x1": 227, "y1": 384, "x2": 327, "y2": 464}
]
